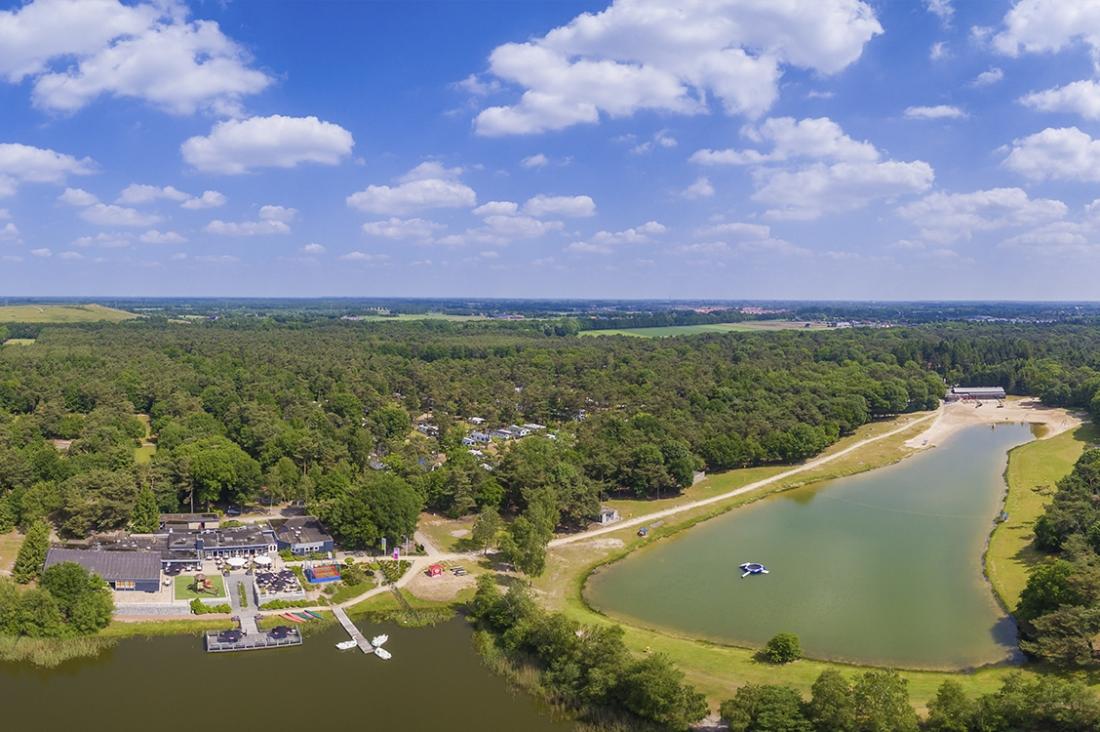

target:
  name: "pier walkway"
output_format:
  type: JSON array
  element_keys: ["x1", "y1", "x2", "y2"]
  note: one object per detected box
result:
[{"x1": 332, "y1": 605, "x2": 373, "y2": 653}]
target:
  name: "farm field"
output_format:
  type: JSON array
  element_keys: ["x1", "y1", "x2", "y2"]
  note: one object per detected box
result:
[
  {"x1": 581, "y1": 320, "x2": 829, "y2": 337},
  {"x1": 1, "y1": 338, "x2": 35, "y2": 346},
  {"x1": 0, "y1": 304, "x2": 137, "y2": 323}
]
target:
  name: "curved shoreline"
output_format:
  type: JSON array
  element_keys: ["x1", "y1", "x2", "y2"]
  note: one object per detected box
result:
[{"x1": 570, "y1": 406, "x2": 1080, "y2": 673}]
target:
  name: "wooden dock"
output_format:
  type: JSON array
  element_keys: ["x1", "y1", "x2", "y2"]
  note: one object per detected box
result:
[{"x1": 332, "y1": 605, "x2": 373, "y2": 653}]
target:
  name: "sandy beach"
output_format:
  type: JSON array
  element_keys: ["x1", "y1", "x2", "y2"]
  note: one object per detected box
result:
[{"x1": 904, "y1": 397, "x2": 1081, "y2": 450}]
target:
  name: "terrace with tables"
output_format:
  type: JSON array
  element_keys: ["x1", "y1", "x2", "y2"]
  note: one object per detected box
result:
[{"x1": 253, "y1": 569, "x2": 306, "y2": 604}]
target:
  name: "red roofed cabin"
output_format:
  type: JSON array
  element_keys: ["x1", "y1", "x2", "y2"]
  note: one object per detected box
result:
[{"x1": 427, "y1": 563, "x2": 444, "y2": 577}]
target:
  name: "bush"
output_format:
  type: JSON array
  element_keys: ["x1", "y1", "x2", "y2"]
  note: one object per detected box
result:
[
  {"x1": 190, "y1": 598, "x2": 231, "y2": 615},
  {"x1": 259, "y1": 599, "x2": 315, "y2": 610},
  {"x1": 763, "y1": 632, "x2": 802, "y2": 664}
]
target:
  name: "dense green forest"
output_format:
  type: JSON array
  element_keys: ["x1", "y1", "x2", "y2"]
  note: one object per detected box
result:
[{"x1": 3, "y1": 319, "x2": 1100, "y2": 554}]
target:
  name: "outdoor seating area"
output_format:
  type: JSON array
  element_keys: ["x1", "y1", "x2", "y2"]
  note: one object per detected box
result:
[
  {"x1": 211, "y1": 553, "x2": 273, "y2": 575},
  {"x1": 254, "y1": 570, "x2": 306, "y2": 602}
]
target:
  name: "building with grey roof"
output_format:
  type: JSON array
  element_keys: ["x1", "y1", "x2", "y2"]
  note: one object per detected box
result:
[{"x1": 44, "y1": 547, "x2": 161, "y2": 592}]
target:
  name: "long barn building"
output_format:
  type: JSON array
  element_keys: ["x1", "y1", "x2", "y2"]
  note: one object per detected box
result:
[{"x1": 946, "y1": 386, "x2": 1006, "y2": 402}]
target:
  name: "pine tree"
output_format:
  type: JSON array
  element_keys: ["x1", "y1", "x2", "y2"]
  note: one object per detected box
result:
[
  {"x1": 13, "y1": 519, "x2": 49, "y2": 584},
  {"x1": 131, "y1": 484, "x2": 160, "y2": 534}
]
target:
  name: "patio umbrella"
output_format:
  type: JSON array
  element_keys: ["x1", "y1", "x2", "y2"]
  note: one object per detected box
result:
[
  {"x1": 227, "y1": 557, "x2": 247, "y2": 568},
  {"x1": 254, "y1": 555, "x2": 272, "y2": 566}
]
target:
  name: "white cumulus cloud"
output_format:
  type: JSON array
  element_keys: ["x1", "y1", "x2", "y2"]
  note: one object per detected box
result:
[
  {"x1": 523, "y1": 194, "x2": 596, "y2": 218},
  {"x1": 80, "y1": 203, "x2": 161, "y2": 227},
  {"x1": 474, "y1": 0, "x2": 882, "y2": 135},
  {"x1": 904, "y1": 105, "x2": 966, "y2": 120},
  {"x1": 206, "y1": 205, "x2": 296, "y2": 236},
  {"x1": 347, "y1": 163, "x2": 477, "y2": 215},
  {"x1": 690, "y1": 117, "x2": 878, "y2": 165},
  {"x1": 182, "y1": 115, "x2": 355, "y2": 174},
  {"x1": 971, "y1": 67, "x2": 1004, "y2": 87},
  {"x1": 897, "y1": 187, "x2": 1067, "y2": 243},
  {"x1": 0, "y1": 143, "x2": 93, "y2": 196},
  {"x1": 140, "y1": 229, "x2": 186, "y2": 244},
  {"x1": 0, "y1": 0, "x2": 270, "y2": 114},
  {"x1": 521, "y1": 153, "x2": 549, "y2": 168},
  {"x1": 180, "y1": 190, "x2": 226, "y2": 210},
  {"x1": 681, "y1": 177, "x2": 715, "y2": 199},
  {"x1": 1020, "y1": 80, "x2": 1100, "y2": 120},
  {"x1": 361, "y1": 217, "x2": 444, "y2": 240},
  {"x1": 118, "y1": 184, "x2": 189, "y2": 205},
  {"x1": 992, "y1": 0, "x2": 1100, "y2": 59},
  {"x1": 754, "y1": 160, "x2": 934, "y2": 220},
  {"x1": 1003, "y1": 126, "x2": 1100, "y2": 181}
]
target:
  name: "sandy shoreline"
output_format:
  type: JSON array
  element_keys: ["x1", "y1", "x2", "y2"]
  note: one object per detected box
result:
[{"x1": 904, "y1": 397, "x2": 1081, "y2": 450}]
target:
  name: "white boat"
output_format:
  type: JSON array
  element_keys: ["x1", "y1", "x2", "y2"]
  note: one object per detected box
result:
[
  {"x1": 335, "y1": 640, "x2": 357, "y2": 650},
  {"x1": 374, "y1": 647, "x2": 392, "y2": 660},
  {"x1": 370, "y1": 634, "x2": 389, "y2": 647},
  {"x1": 739, "y1": 562, "x2": 769, "y2": 578}
]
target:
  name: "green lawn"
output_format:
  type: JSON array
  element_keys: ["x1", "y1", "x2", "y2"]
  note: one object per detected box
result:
[
  {"x1": 581, "y1": 321, "x2": 829, "y2": 337},
  {"x1": 0, "y1": 530, "x2": 23, "y2": 573},
  {"x1": 174, "y1": 574, "x2": 226, "y2": 600},
  {"x1": 133, "y1": 444, "x2": 156, "y2": 464},
  {"x1": 987, "y1": 422, "x2": 1099, "y2": 609},
  {"x1": 0, "y1": 303, "x2": 137, "y2": 323}
]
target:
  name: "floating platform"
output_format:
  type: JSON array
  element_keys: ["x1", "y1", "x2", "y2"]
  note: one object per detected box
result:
[
  {"x1": 205, "y1": 626, "x2": 302, "y2": 653},
  {"x1": 739, "y1": 562, "x2": 769, "y2": 578}
]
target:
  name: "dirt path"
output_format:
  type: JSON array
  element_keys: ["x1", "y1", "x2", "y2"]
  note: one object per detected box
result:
[{"x1": 548, "y1": 408, "x2": 942, "y2": 548}]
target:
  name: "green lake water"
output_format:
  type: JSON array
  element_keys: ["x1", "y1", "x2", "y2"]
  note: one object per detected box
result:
[
  {"x1": 585, "y1": 423, "x2": 1034, "y2": 669},
  {"x1": 0, "y1": 619, "x2": 573, "y2": 731}
]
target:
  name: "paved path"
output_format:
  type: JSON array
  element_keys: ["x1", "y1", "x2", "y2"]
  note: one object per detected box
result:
[{"x1": 548, "y1": 408, "x2": 940, "y2": 548}]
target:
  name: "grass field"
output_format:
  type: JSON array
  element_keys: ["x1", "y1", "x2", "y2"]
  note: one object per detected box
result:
[
  {"x1": 531, "y1": 410, "x2": 1100, "y2": 709},
  {"x1": 581, "y1": 321, "x2": 829, "y2": 337},
  {"x1": 0, "y1": 530, "x2": 23, "y2": 573},
  {"x1": 1, "y1": 338, "x2": 36, "y2": 346},
  {"x1": 0, "y1": 303, "x2": 136, "y2": 323},
  {"x1": 174, "y1": 574, "x2": 226, "y2": 600},
  {"x1": 987, "y1": 422, "x2": 1099, "y2": 609}
]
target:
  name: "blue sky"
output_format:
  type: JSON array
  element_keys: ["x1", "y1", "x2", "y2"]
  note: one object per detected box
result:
[{"x1": 3, "y1": 0, "x2": 1100, "y2": 299}]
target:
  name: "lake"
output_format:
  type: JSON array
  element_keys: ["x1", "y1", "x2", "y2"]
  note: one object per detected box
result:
[
  {"x1": 585, "y1": 423, "x2": 1034, "y2": 669},
  {"x1": 0, "y1": 619, "x2": 573, "y2": 731}
]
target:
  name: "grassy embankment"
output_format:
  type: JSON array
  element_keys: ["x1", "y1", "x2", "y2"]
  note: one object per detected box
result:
[
  {"x1": 581, "y1": 321, "x2": 829, "y2": 338},
  {"x1": 530, "y1": 411, "x2": 1100, "y2": 710},
  {"x1": 987, "y1": 422, "x2": 1100, "y2": 609},
  {"x1": 0, "y1": 303, "x2": 136, "y2": 323}
]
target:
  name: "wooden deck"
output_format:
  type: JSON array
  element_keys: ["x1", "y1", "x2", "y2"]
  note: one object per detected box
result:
[
  {"x1": 204, "y1": 628, "x2": 303, "y2": 653},
  {"x1": 332, "y1": 605, "x2": 373, "y2": 653}
]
